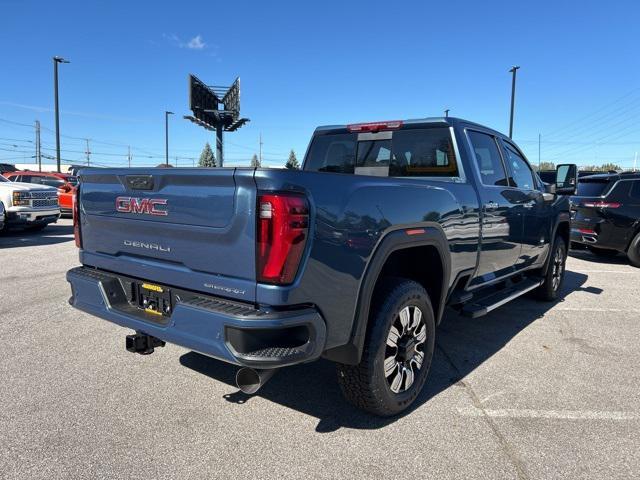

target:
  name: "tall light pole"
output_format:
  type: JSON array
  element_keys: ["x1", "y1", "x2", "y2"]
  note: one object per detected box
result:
[
  {"x1": 165, "y1": 111, "x2": 174, "y2": 166},
  {"x1": 508, "y1": 65, "x2": 520, "y2": 139},
  {"x1": 53, "y1": 56, "x2": 70, "y2": 173}
]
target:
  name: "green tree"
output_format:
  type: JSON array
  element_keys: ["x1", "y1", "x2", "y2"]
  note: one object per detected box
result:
[
  {"x1": 537, "y1": 161, "x2": 555, "y2": 172},
  {"x1": 198, "y1": 142, "x2": 216, "y2": 167},
  {"x1": 250, "y1": 154, "x2": 261, "y2": 168},
  {"x1": 600, "y1": 163, "x2": 621, "y2": 172},
  {"x1": 285, "y1": 149, "x2": 300, "y2": 169}
]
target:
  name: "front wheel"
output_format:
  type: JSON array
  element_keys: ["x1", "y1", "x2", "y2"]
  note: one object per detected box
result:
[
  {"x1": 336, "y1": 278, "x2": 436, "y2": 417},
  {"x1": 535, "y1": 238, "x2": 567, "y2": 301}
]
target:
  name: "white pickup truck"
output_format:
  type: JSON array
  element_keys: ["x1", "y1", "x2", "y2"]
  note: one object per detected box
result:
[{"x1": 0, "y1": 174, "x2": 60, "y2": 232}]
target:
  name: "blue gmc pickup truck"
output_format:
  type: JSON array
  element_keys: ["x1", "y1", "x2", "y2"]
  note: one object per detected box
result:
[{"x1": 67, "y1": 117, "x2": 577, "y2": 416}]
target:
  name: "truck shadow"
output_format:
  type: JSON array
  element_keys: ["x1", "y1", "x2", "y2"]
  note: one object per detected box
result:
[
  {"x1": 179, "y1": 270, "x2": 591, "y2": 432},
  {"x1": 0, "y1": 223, "x2": 74, "y2": 249}
]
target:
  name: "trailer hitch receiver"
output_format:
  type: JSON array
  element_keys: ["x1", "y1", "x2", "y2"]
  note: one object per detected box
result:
[{"x1": 126, "y1": 332, "x2": 165, "y2": 355}]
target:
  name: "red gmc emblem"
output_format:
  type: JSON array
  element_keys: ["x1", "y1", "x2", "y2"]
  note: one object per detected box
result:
[{"x1": 115, "y1": 196, "x2": 168, "y2": 216}]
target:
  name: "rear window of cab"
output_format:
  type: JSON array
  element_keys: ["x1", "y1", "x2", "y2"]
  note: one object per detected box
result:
[{"x1": 303, "y1": 127, "x2": 458, "y2": 178}]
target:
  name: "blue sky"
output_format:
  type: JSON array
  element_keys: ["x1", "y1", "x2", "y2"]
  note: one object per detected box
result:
[{"x1": 1, "y1": 0, "x2": 639, "y2": 169}]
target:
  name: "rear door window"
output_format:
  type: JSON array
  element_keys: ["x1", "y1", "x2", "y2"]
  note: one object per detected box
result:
[
  {"x1": 467, "y1": 131, "x2": 508, "y2": 186},
  {"x1": 629, "y1": 180, "x2": 640, "y2": 200},
  {"x1": 390, "y1": 128, "x2": 458, "y2": 177},
  {"x1": 576, "y1": 179, "x2": 612, "y2": 197}
]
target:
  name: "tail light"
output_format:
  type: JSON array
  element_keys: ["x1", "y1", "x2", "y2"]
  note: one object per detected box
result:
[
  {"x1": 72, "y1": 186, "x2": 82, "y2": 248},
  {"x1": 257, "y1": 193, "x2": 309, "y2": 285},
  {"x1": 581, "y1": 201, "x2": 621, "y2": 208}
]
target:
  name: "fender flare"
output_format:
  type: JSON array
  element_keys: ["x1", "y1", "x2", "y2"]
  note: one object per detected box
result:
[{"x1": 324, "y1": 224, "x2": 451, "y2": 365}]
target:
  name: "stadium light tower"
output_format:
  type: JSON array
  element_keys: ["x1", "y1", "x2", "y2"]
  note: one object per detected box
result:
[
  {"x1": 508, "y1": 65, "x2": 520, "y2": 139},
  {"x1": 53, "y1": 56, "x2": 70, "y2": 173}
]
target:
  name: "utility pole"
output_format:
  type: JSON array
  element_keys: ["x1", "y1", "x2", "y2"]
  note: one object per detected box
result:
[
  {"x1": 53, "y1": 56, "x2": 70, "y2": 173},
  {"x1": 85, "y1": 139, "x2": 91, "y2": 166},
  {"x1": 259, "y1": 132, "x2": 263, "y2": 165},
  {"x1": 538, "y1": 133, "x2": 541, "y2": 170},
  {"x1": 165, "y1": 111, "x2": 174, "y2": 166},
  {"x1": 35, "y1": 120, "x2": 42, "y2": 172},
  {"x1": 508, "y1": 65, "x2": 520, "y2": 139},
  {"x1": 634, "y1": 152, "x2": 638, "y2": 172},
  {"x1": 175, "y1": 156, "x2": 178, "y2": 167},
  {"x1": 127, "y1": 146, "x2": 131, "y2": 168}
]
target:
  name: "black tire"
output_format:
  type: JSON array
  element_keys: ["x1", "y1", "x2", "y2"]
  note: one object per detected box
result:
[
  {"x1": 627, "y1": 232, "x2": 640, "y2": 268},
  {"x1": 336, "y1": 278, "x2": 436, "y2": 417},
  {"x1": 588, "y1": 246, "x2": 619, "y2": 257},
  {"x1": 535, "y1": 237, "x2": 567, "y2": 301},
  {"x1": 0, "y1": 202, "x2": 6, "y2": 234}
]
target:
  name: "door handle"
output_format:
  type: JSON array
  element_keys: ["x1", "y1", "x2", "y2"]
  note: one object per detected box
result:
[{"x1": 485, "y1": 201, "x2": 499, "y2": 210}]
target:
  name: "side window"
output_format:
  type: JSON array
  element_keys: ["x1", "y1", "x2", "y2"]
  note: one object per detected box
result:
[
  {"x1": 630, "y1": 180, "x2": 640, "y2": 200},
  {"x1": 502, "y1": 142, "x2": 535, "y2": 190},
  {"x1": 389, "y1": 128, "x2": 459, "y2": 177},
  {"x1": 467, "y1": 131, "x2": 508, "y2": 186},
  {"x1": 20, "y1": 175, "x2": 32, "y2": 183}
]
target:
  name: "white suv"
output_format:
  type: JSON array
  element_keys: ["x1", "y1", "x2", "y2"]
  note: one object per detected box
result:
[{"x1": 0, "y1": 174, "x2": 60, "y2": 232}]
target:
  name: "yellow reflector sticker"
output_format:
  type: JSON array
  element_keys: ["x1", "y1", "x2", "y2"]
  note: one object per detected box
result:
[
  {"x1": 141, "y1": 283, "x2": 163, "y2": 293},
  {"x1": 144, "y1": 307, "x2": 163, "y2": 316}
]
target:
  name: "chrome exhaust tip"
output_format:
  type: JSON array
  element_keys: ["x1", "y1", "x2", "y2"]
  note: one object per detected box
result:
[{"x1": 235, "y1": 367, "x2": 277, "y2": 394}]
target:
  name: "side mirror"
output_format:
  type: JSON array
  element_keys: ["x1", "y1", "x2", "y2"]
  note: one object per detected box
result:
[{"x1": 555, "y1": 164, "x2": 578, "y2": 195}]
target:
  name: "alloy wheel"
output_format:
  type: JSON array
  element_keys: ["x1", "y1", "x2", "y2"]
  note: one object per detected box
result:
[
  {"x1": 551, "y1": 245, "x2": 565, "y2": 292},
  {"x1": 384, "y1": 305, "x2": 427, "y2": 394}
]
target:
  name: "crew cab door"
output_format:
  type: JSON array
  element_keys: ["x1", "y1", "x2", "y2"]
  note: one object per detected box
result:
[
  {"x1": 499, "y1": 139, "x2": 552, "y2": 268},
  {"x1": 466, "y1": 130, "x2": 523, "y2": 283}
]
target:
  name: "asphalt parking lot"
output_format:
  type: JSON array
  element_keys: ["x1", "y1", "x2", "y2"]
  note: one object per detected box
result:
[{"x1": 1, "y1": 218, "x2": 639, "y2": 479}]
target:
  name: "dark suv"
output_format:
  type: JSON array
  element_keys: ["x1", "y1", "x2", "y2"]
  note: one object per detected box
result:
[{"x1": 570, "y1": 172, "x2": 640, "y2": 266}]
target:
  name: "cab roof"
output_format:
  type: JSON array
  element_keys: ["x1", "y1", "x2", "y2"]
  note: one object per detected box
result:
[{"x1": 314, "y1": 117, "x2": 508, "y2": 138}]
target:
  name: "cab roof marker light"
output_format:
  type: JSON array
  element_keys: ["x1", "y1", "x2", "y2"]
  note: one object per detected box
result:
[{"x1": 347, "y1": 121, "x2": 403, "y2": 133}]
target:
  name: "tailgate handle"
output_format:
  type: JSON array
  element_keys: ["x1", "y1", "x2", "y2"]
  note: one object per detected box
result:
[{"x1": 125, "y1": 175, "x2": 154, "y2": 191}]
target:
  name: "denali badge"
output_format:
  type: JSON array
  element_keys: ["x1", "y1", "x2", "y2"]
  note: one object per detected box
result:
[
  {"x1": 116, "y1": 196, "x2": 168, "y2": 216},
  {"x1": 124, "y1": 240, "x2": 171, "y2": 252}
]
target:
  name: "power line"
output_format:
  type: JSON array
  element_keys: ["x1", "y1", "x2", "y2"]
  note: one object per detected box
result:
[{"x1": 542, "y1": 87, "x2": 640, "y2": 139}]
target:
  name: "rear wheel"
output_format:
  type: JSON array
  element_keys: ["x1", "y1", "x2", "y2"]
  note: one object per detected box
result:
[
  {"x1": 535, "y1": 237, "x2": 567, "y2": 301},
  {"x1": 627, "y1": 232, "x2": 640, "y2": 268},
  {"x1": 336, "y1": 278, "x2": 436, "y2": 416},
  {"x1": 0, "y1": 203, "x2": 6, "y2": 234}
]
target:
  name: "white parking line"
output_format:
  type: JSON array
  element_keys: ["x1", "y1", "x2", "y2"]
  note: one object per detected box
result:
[
  {"x1": 571, "y1": 270, "x2": 638, "y2": 274},
  {"x1": 554, "y1": 307, "x2": 640, "y2": 313},
  {"x1": 458, "y1": 406, "x2": 640, "y2": 421}
]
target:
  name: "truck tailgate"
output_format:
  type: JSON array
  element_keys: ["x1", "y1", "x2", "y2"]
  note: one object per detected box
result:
[{"x1": 78, "y1": 168, "x2": 257, "y2": 302}]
